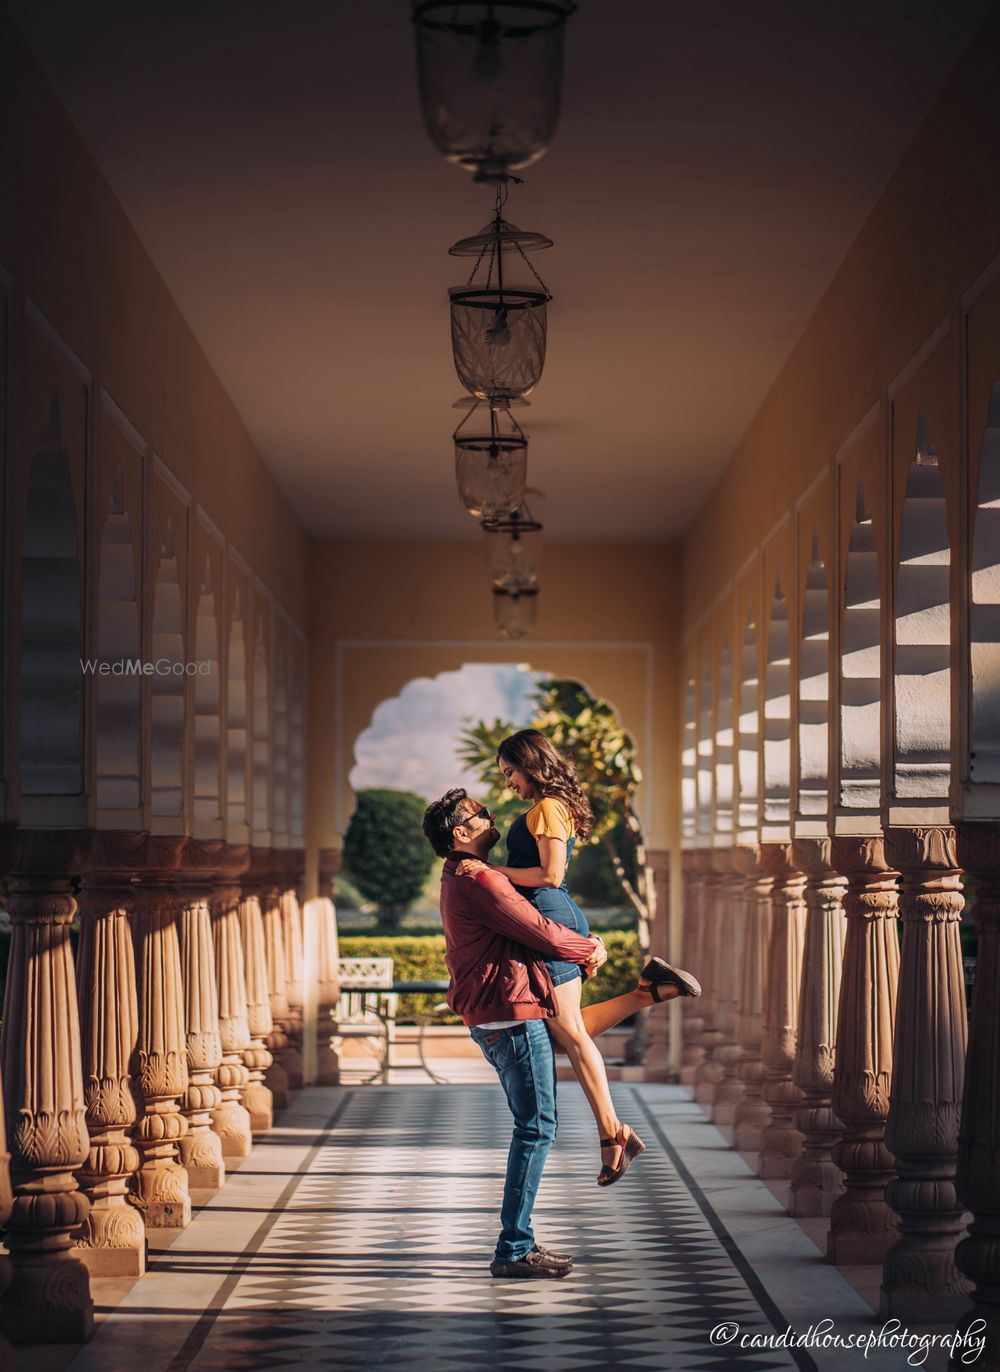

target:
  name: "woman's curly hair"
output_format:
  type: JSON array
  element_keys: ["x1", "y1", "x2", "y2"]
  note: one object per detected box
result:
[{"x1": 497, "y1": 729, "x2": 593, "y2": 840}]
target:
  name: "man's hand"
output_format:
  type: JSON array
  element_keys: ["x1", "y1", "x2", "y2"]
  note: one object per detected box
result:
[
  {"x1": 456, "y1": 857, "x2": 488, "y2": 880},
  {"x1": 584, "y1": 935, "x2": 607, "y2": 975}
]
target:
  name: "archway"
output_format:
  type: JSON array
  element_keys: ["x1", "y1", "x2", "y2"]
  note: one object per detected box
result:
[
  {"x1": 696, "y1": 651, "x2": 714, "y2": 840},
  {"x1": 227, "y1": 588, "x2": 248, "y2": 828},
  {"x1": 150, "y1": 515, "x2": 184, "y2": 818},
  {"x1": 715, "y1": 637, "x2": 734, "y2": 840},
  {"x1": 893, "y1": 404, "x2": 951, "y2": 801},
  {"x1": 840, "y1": 481, "x2": 881, "y2": 812},
  {"x1": 737, "y1": 612, "x2": 760, "y2": 836},
  {"x1": 96, "y1": 459, "x2": 140, "y2": 810},
  {"x1": 19, "y1": 395, "x2": 83, "y2": 796},
  {"x1": 193, "y1": 555, "x2": 221, "y2": 825},
  {"x1": 971, "y1": 380, "x2": 1000, "y2": 786},
  {"x1": 798, "y1": 531, "x2": 830, "y2": 820},
  {"x1": 763, "y1": 572, "x2": 791, "y2": 830}
]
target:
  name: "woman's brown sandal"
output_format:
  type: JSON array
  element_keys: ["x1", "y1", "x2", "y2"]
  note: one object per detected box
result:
[
  {"x1": 637, "y1": 957, "x2": 702, "y2": 1003},
  {"x1": 597, "y1": 1123, "x2": 645, "y2": 1186}
]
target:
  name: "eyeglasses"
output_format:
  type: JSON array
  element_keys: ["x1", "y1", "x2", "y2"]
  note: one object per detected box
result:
[{"x1": 458, "y1": 805, "x2": 494, "y2": 827}]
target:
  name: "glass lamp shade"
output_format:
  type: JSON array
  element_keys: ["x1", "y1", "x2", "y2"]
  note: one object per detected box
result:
[
  {"x1": 483, "y1": 508, "x2": 542, "y2": 588},
  {"x1": 412, "y1": 1, "x2": 577, "y2": 183},
  {"x1": 456, "y1": 431, "x2": 527, "y2": 520},
  {"x1": 493, "y1": 585, "x2": 539, "y2": 639},
  {"x1": 450, "y1": 286, "x2": 548, "y2": 400}
]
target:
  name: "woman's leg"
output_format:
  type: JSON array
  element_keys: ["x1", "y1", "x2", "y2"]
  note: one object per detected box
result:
[
  {"x1": 547, "y1": 977, "x2": 629, "y2": 1164},
  {"x1": 581, "y1": 978, "x2": 683, "y2": 1038}
]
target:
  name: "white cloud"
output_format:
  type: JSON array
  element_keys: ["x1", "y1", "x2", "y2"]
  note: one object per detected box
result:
[{"x1": 350, "y1": 663, "x2": 544, "y2": 802}]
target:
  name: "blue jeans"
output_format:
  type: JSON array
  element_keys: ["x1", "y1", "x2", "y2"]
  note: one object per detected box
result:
[{"x1": 469, "y1": 1020, "x2": 558, "y2": 1262}]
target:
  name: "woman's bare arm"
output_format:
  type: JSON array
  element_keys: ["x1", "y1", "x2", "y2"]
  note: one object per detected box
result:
[{"x1": 457, "y1": 834, "x2": 567, "y2": 888}]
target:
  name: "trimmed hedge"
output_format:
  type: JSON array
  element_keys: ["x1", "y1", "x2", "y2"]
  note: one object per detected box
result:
[{"x1": 339, "y1": 930, "x2": 640, "y2": 1023}]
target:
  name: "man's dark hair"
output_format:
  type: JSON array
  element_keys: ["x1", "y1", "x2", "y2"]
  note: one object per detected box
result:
[{"x1": 422, "y1": 787, "x2": 470, "y2": 858}]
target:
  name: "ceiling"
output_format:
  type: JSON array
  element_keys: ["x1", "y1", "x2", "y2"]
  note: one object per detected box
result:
[{"x1": 12, "y1": 0, "x2": 991, "y2": 542}]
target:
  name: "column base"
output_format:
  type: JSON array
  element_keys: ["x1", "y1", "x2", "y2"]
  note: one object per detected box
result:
[
  {"x1": 827, "y1": 1229, "x2": 897, "y2": 1266},
  {"x1": 75, "y1": 1241, "x2": 145, "y2": 1278},
  {"x1": 788, "y1": 1164, "x2": 843, "y2": 1217},
  {"x1": 0, "y1": 1258, "x2": 95, "y2": 1344},
  {"x1": 266, "y1": 1061, "x2": 290, "y2": 1108},
  {"x1": 145, "y1": 1196, "x2": 192, "y2": 1228},
  {"x1": 244, "y1": 1084, "x2": 273, "y2": 1134},
  {"x1": 74, "y1": 1204, "x2": 146, "y2": 1277},
  {"x1": 210, "y1": 1104, "x2": 253, "y2": 1159},
  {"x1": 248, "y1": 1105, "x2": 273, "y2": 1133},
  {"x1": 880, "y1": 1288, "x2": 973, "y2": 1322},
  {"x1": 184, "y1": 1161, "x2": 226, "y2": 1189}
]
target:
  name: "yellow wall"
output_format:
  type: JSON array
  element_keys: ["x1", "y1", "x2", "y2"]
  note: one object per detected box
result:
[{"x1": 306, "y1": 539, "x2": 682, "y2": 855}]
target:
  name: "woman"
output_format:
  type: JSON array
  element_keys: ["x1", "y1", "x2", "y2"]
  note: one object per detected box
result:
[{"x1": 457, "y1": 729, "x2": 701, "y2": 1186}]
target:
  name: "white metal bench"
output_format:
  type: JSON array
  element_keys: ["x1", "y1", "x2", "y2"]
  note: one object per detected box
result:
[{"x1": 329, "y1": 956, "x2": 398, "y2": 1084}]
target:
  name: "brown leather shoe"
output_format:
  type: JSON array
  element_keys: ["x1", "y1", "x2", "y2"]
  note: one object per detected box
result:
[
  {"x1": 533, "y1": 1242, "x2": 573, "y2": 1266},
  {"x1": 490, "y1": 1247, "x2": 573, "y2": 1278}
]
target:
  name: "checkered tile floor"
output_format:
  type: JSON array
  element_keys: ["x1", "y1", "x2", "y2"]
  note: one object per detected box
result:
[{"x1": 142, "y1": 1084, "x2": 806, "y2": 1372}]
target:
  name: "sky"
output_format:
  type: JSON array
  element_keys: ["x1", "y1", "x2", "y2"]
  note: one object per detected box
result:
[{"x1": 349, "y1": 662, "x2": 545, "y2": 802}]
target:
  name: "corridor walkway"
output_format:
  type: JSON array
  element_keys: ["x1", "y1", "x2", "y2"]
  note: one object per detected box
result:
[{"x1": 38, "y1": 1086, "x2": 924, "y2": 1372}]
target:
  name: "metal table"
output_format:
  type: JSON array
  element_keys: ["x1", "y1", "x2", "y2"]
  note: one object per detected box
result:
[{"x1": 347, "y1": 979, "x2": 453, "y2": 1084}]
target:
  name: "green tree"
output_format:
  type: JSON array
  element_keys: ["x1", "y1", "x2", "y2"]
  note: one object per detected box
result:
[
  {"x1": 457, "y1": 679, "x2": 656, "y2": 952},
  {"x1": 342, "y1": 788, "x2": 436, "y2": 931}
]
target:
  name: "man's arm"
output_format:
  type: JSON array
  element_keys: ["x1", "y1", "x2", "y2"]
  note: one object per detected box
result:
[{"x1": 466, "y1": 867, "x2": 598, "y2": 963}]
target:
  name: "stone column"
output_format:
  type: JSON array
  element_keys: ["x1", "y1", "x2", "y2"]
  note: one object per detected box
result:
[
  {"x1": 279, "y1": 879, "x2": 305, "y2": 1091},
  {"x1": 694, "y1": 851, "x2": 727, "y2": 1103},
  {"x1": 314, "y1": 888, "x2": 343, "y2": 1088},
  {"x1": 711, "y1": 850, "x2": 748, "y2": 1125},
  {"x1": 239, "y1": 877, "x2": 274, "y2": 1134},
  {"x1": 210, "y1": 877, "x2": 253, "y2": 1158},
  {"x1": 880, "y1": 826, "x2": 970, "y2": 1319},
  {"x1": 789, "y1": 835, "x2": 847, "y2": 1216},
  {"x1": 74, "y1": 834, "x2": 145, "y2": 1275},
  {"x1": 733, "y1": 846, "x2": 776, "y2": 1152},
  {"x1": 132, "y1": 839, "x2": 192, "y2": 1229},
  {"x1": 952, "y1": 822, "x2": 1000, "y2": 1371},
  {"x1": 262, "y1": 871, "x2": 292, "y2": 1107},
  {"x1": 176, "y1": 847, "x2": 226, "y2": 1190},
  {"x1": 679, "y1": 851, "x2": 707, "y2": 1083},
  {"x1": 758, "y1": 842, "x2": 807, "y2": 1178},
  {"x1": 827, "y1": 835, "x2": 900, "y2": 1264},
  {"x1": 0, "y1": 832, "x2": 93, "y2": 1342},
  {"x1": 0, "y1": 1049, "x2": 15, "y2": 1370}
]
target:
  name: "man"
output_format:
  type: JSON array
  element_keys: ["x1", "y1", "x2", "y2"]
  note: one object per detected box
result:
[{"x1": 422, "y1": 787, "x2": 609, "y2": 1281}]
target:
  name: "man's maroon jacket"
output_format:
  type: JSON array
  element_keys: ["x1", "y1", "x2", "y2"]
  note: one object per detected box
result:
[{"x1": 439, "y1": 853, "x2": 596, "y2": 1027}]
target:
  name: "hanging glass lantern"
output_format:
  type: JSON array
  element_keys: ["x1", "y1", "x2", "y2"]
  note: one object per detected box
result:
[
  {"x1": 450, "y1": 200, "x2": 552, "y2": 401},
  {"x1": 483, "y1": 502, "x2": 542, "y2": 588},
  {"x1": 454, "y1": 401, "x2": 528, "y2": 521},
  {"x1": 412, "y1": 2, "x2": 577, "y2": 183},
  {"x1": 493, "y1": 585, "x2": 539, "y2": 639}
]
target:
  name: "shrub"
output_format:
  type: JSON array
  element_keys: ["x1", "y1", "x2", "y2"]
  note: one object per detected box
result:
[
  {"x1": 339, "y1": 929, "x2": 640, "y2": 1022},
  {"x1": 342, "y1": 789, "x2": 436, "y2": 930}
]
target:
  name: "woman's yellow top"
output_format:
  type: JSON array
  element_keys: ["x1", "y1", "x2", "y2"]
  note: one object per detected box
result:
[{"x1": 525, "y1": 796, "x2": 574, "y2": 842}]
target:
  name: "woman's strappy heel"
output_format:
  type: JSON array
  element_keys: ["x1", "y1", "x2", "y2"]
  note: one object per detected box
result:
[{"x1": 597, "y1": 1122, "x2": 645, "y2": 1186}]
